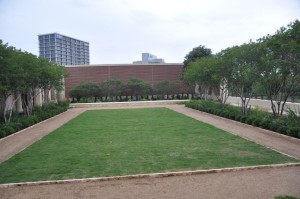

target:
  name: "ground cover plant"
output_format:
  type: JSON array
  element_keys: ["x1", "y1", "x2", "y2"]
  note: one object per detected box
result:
[
  {"x1": 0, "y1": 102, "x2": 70, "y2": 138},
  {"x1": 185, "y1": 100, "x2": 300, "y2": 138},
  {"x1": 275, "y1": 196, "x2": 300, "y2": 199},
  {"x1": 0, "y1": 108, "x2": 298, "y2": 184}
]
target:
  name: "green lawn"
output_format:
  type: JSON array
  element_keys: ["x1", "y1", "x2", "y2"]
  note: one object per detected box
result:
[{"x1": 0, "y1": 108, "x2": 298, "y2": 183}]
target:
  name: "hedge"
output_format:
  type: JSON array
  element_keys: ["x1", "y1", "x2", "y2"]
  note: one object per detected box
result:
[
  {"x1": 185, "y1": 100, "x2": 300, "y2": 139},
  {"x1": 0, "y1": 102, "x2": 69, "y2": 139}
]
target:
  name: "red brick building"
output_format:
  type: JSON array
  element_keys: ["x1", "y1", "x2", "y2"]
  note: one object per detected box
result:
[{"x1": 65, "y1": 63, "x2": 192, "y2": 98}]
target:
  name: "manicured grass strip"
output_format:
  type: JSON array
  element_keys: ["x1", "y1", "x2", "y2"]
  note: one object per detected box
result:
[{"x1": 0, "y1": 108, "x2": 298, "y2": 183}]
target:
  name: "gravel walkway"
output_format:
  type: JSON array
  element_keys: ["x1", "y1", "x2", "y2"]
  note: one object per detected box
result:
[
  {"x1": 0, "y1": 104, "x2": 299, "y2": 198},
  {"x1": 1, "y1": 166, "x2": 299, "y2": 199}
]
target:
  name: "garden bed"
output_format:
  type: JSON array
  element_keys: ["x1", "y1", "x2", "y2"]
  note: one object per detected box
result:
[
  {"x1": 0, "y1": 108, "x2": 297, "y2": 184},
  {"x1": 185, "y1": 100, "x2": 300, "y2": 138},
  {"x1": 0, "y1": 102, "x2": 70, "y2": 139}
]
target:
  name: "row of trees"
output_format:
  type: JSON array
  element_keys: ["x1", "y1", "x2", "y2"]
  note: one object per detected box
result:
[
  {"x1": 69, "y1": 78, "x2": 188, "y2": 102},
  {"x1": 183, "y1": 20, "x2": 300, "y2": 118},
  {"x1": 0, "y1": 40, "x2": 67, "y2": 123}
]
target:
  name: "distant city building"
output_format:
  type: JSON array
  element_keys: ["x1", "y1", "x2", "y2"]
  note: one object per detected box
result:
[
  {"x1": 133, "y1": 53, "x2": 165, "y2": 64},
  {"x1": 38, "y1": 33, "x2": 89, "y2": 65}
]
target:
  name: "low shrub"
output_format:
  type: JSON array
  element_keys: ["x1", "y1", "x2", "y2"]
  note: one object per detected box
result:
[
  {"x1": 223, "y1": 111, "x2": 231, "y2": 119},
  {"x1": 0, "y1": 129, "x2": 6, "y2": 138},
  {"x1": 259, "y1": 118, "x2": 271, "y2": 129},
  {"x1": 217, "y1": 111, "x2": 224, "y2": 117},
  {"x1": 185, "y1": 100, "x2": 300, "y2": 139},
  {"x1": 209, "y1": 108, "x2": 217, "y2": 115},
  {"x1": 205, "y1": 108, "x2": 212, "y2": 114},
  {"x1": 0, "y1": 124, "x2": 15, "y2": 136},
  {"x1": 213, "y1": 110, "x2": 220, "y2": 116},
  {"x1": 228, "y1": 112, "x2": 236, "y2": 120},
  {"x1": 240, "y1": 115, "x2": 248, "y2": 123},
  {"x1": 269, "y1": 121, "x2": 279, "y2": 132},
  {"x1": 252, "y1": 118, "x2": 261, "y2": 126},
  {"x1": 286, "y1": 127, "x2": 300, "y2": 138},
  {"x1": 245, "y1": 116, "x2": 255, "y2": 125},
  {"x1": 275, "y1": 195, "x2": 300, "y2": 199},
  {"x1": 277, "y1": 126, "x2": 287, "y2": 135},
  {"x1": 234, "y1": 114, "x2": 241, "y2": 121},
  {"x1": 0, "y1": 102, "x2": 69, "y2": 139}
]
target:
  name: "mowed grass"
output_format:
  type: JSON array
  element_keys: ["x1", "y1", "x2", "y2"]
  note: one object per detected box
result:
[{"x1": 0, "y1": 108, "x2": 298, "y2": 183}]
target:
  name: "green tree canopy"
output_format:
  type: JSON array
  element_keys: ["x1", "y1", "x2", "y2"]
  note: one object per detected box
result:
[
  {"x1": 184, "y1": 56, "x2": 220, "y2": 100},
  {"x1": 153, "y1": 80, "x2": 177, "y2": 99},
  {"x1": 99, "y1": 79, "x2": 123, "y2": 100},
  {"x1": 182, "y1": 20, "x2": 300, "y2": 115},
  {"x1": 69, "y1": 82, "x2": 100, "y2": 102},
  {"x1": 226, "y1": 42, "x2": 261, "y2": 113},
  {"x1": 0, "y1": 40, "x2": 67, "y2": 122},
  {"x1": 183, "y1": 45, "x2": 212, "y2": 69},
  {"x1": 258, "y1": 20, "x2": 300, "y2": 117},
  {"x1": 125, "y1": 78, "x2": 151, "y2": 100}
]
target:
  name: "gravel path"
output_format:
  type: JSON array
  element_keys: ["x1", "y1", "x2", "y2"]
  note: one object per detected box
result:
[
  {"x1": 0, "y1": 103, "x2": 299, "y2": 198},
  {"x1": 1, "y1": 166, "x2": 299, "y2": 199}
]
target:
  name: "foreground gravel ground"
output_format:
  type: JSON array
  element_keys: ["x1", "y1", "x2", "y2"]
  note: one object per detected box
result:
[
  {"x1": 1, "y1": 166, "x2": 299, "y2": 199},
  {"x1": 0, "y1": 103, "x2": 299, "y2": 198}
]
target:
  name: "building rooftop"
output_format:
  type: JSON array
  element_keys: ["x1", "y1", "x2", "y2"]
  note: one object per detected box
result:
[
  {"x1": 65, "y1": 63, "x2": 183, "y2": 67},
  {"x1": 133, "y1": 53, "x2": 165, "y2": 64},
  {"x1": 38, "y1": 32, "x2": 89, "y2": 43}
]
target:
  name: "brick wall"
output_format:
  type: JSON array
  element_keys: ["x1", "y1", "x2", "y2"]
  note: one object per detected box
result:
[{"x1": 65, "y1": 63, "x2": 192, "y2": 98}]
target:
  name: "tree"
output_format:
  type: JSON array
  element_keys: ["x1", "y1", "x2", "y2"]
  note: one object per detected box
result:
[
  {"x1": 183, "y1": 56, "x2": 219, "y2": 100},
  {"x1": 0, "y1": 41, "x2": 25, "y2": 122},
  {"x1": 19, "y1": 51, "x2": 41, "y2": 116},
  {"x1": 183, "y1": 45, "x2": 212, "y2": 97},
  {"x1": 183, "y1": 45, "x2": 212, "y2": 68},
  {"x1": 18, "y1": 53, "x2": 67, "y2": 116},
  {"x1": 69, "y1": 83, "x2": 84, "y2": 102},
  {"x1": 209, "y1": 52, "x2": 233, "y2": 107},
  {"x1": 153, "y1": 80, "x2": 177, "y2": 99},
  {"x1": 182, "y1": 20, "x2": 300, "y2": 117},
  {"x1": 125, "y1": 78, "x2": 151, "y2": 100},
  {"x1": 0, "y1": 40, "x2": 67, "y2": 122},
  {"x1": 226, "y1": 43, "x2": 261, "y2": 114},
  {"x1": 69, "y1": 82, "x2": 101, "y2": 102},
  {"x1": 258, "y1": 20, "x2": 300, "y2": 117},
  {"x1": 39, "y1": 58, "x2": 67, "y2": 103},
  {"x1": 99, "y1": 79, "x2": 123, "y2": 101},
  {"x1": 84, "y1": 82, "x2": 101, "y2": 102}
]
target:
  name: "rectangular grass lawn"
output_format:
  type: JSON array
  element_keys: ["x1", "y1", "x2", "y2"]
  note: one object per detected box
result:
[{"x1": 0, "y1": 108, "x2": 298, "y2": 183}]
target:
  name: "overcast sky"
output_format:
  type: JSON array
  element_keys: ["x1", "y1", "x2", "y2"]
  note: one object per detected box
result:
[{"x1": 1, "y1": 0, "x2": 300, "y2": 64}]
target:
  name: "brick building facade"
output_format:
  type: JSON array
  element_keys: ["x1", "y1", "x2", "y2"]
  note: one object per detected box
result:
[{"x1": 65, "y1": 63, "x2": 192, "y2": 98}]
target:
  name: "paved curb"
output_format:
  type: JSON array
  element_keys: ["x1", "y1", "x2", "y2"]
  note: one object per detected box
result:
[
  {"x1": 70, "y1": 100, "x2": 188, "y2": 108},
  {"x1": 1, "y1": 163, "x2": 299, "y2": 188}
]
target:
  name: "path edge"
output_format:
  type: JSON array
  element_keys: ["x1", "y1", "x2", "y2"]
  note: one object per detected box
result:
[
  {"x1": 182, "y1": 106, "x2": 300, "y2": 143},
  {"x1": 1, "y1": 163, "x2": 299, "y2": 188}
]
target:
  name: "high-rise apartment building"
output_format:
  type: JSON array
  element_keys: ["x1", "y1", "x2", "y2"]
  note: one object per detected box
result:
[{"x1": 38, "y1": 33, "x2": 89, "y2": 65}]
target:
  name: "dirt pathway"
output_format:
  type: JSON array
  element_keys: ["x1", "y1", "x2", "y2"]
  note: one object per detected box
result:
[
  {"x1": 1, "y1": 165, "x2": 299, "y2": 199},
  {"x1": 0, "y1": 103, "x2": 299, "y2": 198}
]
